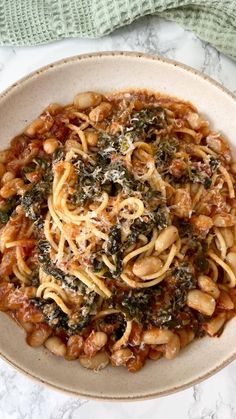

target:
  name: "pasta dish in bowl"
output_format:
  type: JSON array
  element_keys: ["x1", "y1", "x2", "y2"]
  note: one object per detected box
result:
[
  {"x1": 0, "y1": 52, "x2": 236, "y2": 399},
  {"x1": 0, "y1": 88, "x2": 236, "y2": 373}
]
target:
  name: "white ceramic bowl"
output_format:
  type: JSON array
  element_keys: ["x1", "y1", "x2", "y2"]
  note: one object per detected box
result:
[{"x1": 0, "y1": 52, "x2": 236, "y2": 400}]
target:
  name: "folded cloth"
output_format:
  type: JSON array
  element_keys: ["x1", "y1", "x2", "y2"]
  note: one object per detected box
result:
[{"x1": 0, "y1": 0, "x2": 235, "y2": 60}]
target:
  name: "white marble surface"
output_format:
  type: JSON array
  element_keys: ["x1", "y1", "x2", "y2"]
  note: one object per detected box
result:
[{"x1": 0, "y1": 15, "x2": 236, "y2": 419}]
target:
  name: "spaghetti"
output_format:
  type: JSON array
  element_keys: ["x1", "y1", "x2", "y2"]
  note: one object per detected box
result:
[{"x1": 0, "y1": 89, "x2": 236, "y2": 372}]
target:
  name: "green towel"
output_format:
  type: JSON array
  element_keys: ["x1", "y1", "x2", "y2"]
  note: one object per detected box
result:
[{"x1": 0, "y1": 1, "x2": 236, "y2": 60}]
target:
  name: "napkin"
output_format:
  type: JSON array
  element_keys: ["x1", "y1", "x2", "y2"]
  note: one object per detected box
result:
[{"x1": 0, "y1": 0, "x2": 236, "y2": 60}]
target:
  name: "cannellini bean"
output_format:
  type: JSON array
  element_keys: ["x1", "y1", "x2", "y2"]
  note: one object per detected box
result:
[
  {"x1": 85, "y1": 130, "x2": 98, "y2": 146},
  {"x1": 1, "y1": 171, "x2": 15, "y2": 184},
  {"x1": 79, "y1": 351, "x2": 109, "y2": 371},
  {"x1": 148, "y1": 348, "x2": 163, "y2": 360},
  {"x1": 110, "y1": 348, "x2": 134, "y2": 366},
  {"x1": 186, "y1": 112, "x2": 202, "y2": 129},
  {"x1": 0, "y1": 163, "x2": 5, "y2": 178},
  {"x1": 155, "y1": 226, "x2": 178, "y2": 254},
  {"x1": 226, "y1": 252, "x2": 236, "y2": 275},
  {"x1": 43, "y1": 138, "x2": 59, "y2": 154},
  {"x1": 0, "y1": 150, "x2": 9, "y2": 163},
  {"x1": 221, "y1": 228, "x2": 234, "y2": 248},
  {"x1": 197, "y1": 275, "x2": 220, "y2": 299},
  {"x1": 231, "y1": 163, "x2": 236, "y2": 174},
  {"x1": 217, "y1": 290, "x2": 234, "y2": 310},
  {"x1": 18, "y1": 320, "x2": 34, "y2": 333},
  {"x1": 206, "y1": 135, "x2": 231, "y2": 161},
  {"x1": 191, "y1": 215, "x2": 213, "y2": 235},
  {"x1": 89, "y1": 102, "x2": 112, "y2": 122},
  {"x1": 132, "y1": 256, "x2": 163, "y2": 279},
  {"x1": 203, "y1": 313, "x2": 227, "y2": 336},
  {"x1": 165, "y1": 334, "x2": 180, "y2": 360},
  {"x1": 65, "y1": 139, "x2": 80, "y2": 151},
  {"x1": 0, "y1": 178, "x2": 25, "y2": 198},
  {"x1": 177, "y1": 329, "x2": 195, "y2": 348},
  {"x1": 66, "y1": 335, "x2": 84, "y2": 360},
  {"x1": 229, "y1": 289, "x2": 236, "y2": 307},
  {"x1": 43, "y1": 103, "x2": 62, "y2": 115},
  {"x1": 27, "y1": 327, "x2": 51, "y2": 347},
  {"x1": 142, "y1": 328, "x2": 175, "y2": 345},
  {"x1": 187, "y1": 290, "x2": 216, "y2": 316},
  {"x1": 84, "y1": 331, "x2": 107, "y2": 357},
  {"x1": 74, "y1": 92, "x2": 102, "y2": 110},
  {"x1": 45, "y1": 336, "x2": 67, "y2": 357},
  {"x1": 173, "y1": 189, "x2": 192, "y2": 218},
  {"x1": 213, "y1": 213, "x2": 236, "y2": 227},
  {"x1": 25, "y1": 118, "x2": 45, "y2": 136}
]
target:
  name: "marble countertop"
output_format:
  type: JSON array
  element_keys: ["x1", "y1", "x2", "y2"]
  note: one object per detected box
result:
[{"x1": 0, "y1": 15, "x2": 236, "y2": 419}]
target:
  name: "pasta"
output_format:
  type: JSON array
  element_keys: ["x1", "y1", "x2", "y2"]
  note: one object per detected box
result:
[{"x1": 0, "y1": 89, "x2": 236, "y2": 373}]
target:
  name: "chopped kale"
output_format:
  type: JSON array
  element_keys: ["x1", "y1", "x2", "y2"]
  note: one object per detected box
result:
[
  {"x1": 171, "y1": 263, "x2": 196, "y2": 310},
  {"x1": 209, "y1": 156, "x2": 220, "y2": 172},
  {"x1": 188, "y1": 166, "x2": 212, "y2": 189},
  {"x1": 120, "y1": 288, "x2": 161, "y2": 323},
  {"x1": 37, "y1": 239, "x2": 87, "y2": 293},
  {"x1": 0, "y1": 197, "x2": 19, "y2": 224},
  {"x1": 175, "y1": 219, "x2": 193, "y2": 238},
  {"x1": 112, "y1": 251, "x2": 123, "y2": 278},
  {"x1": 126, "y1": 209, "x2": 168, "y2": 247},
  {"x1": 33, "y1": 156, "x2": 50, "y2": 171},
  {"x1": 106, "y1": 226, "x2": 122, "y2": 255},
  {"x1": 130, "y1": 107, "x2": 166, "y2": 132},
  {"x1": 0, "y1": 211, "x2": 9, "y2": 224},
  {"x1": 29, "y1": 268, "x2": 40, "y2": 287},
  {"x1": 155, "y1": 138, "x2": 178, "y2": 168},
  {"x1": 21, "y1": 180, "x2": 51, "y2": 220},
  {"x1": 52, "y1": 147, "x2": 64, "y2": 163},
  {"x1": 91, "y1": 254, "x2": 106, "y2": 272},
  {"x1": 194, "y1": 242, "x2": 209, "y2": 273},
  {"x1": 152, "y1": 264, "x2": 196, "y2": 329}
]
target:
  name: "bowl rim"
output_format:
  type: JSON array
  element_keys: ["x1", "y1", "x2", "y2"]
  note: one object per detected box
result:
[{"x1": 0, "y1": 50, "x2": 236, "y2": 401}]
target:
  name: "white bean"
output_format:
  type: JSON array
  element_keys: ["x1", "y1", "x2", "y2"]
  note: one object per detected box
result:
[
  {"x1": 165, "y1": 334, "x2": 180, "y2": 360},
  {"x1": 203, "y1": 313, "x2": 227, "y2": 336},
  {"x1": 0, "y1": 151, "x2": 9, "y2": 163},
  {"x1": 142, "y1": 328, "x2": 174, "y2": 345},
  {"x1": 25, "y1": 118, "x2": 45, "y2": 137},
  {"x1": 132, "y1": 256, "x2": 163, "y2": 279},
  {"x1": 79, "y1": 351, "x2": 109, "y2": 371},
  {"x1": 187, "y1": 290, "x2": 216, "y2": 316},
  {"x1": 0, "y1": 178, "x2": 25, "y2": 198},
  {"x1": 27, "y1": 328, "x2": 51, "y2": 347},
  {"x1": 89, "y1": 102, "x2": 112, "y2": 122},
  {"x1": 155, "y1": 226, "x2": 178, "y2": 254},
  {"x1": 231, "y1": 163, "x2": 236, "y2": 174},
  {"x1": 173, "y1": 189, "x2": 192, "y2": 218},
  {"x1": 110, "y1": 348, "x2": 133, "y2": 366},
  {"x1": 177, "y1": 329, "x2": 195, "y2": 348},
  {"x1": 186, "y1": 112, "x2": 202, "y2": 130},
  {"x1": 43, "y1": 138, "x2": 59, "y2": 154},
  {"x1": 0, "y1": 163, "x2": 5, "y2": 178},
  {"x1": 221, "y1": 228, "x2": 234, "y2": 248},
  {"x1": 74, "y1": 92, "x2": 102, "y2": 110},
  {"x1": 1, "y1": 171, "x2": 15, "y2": 184},
  {"x1": 84, "y1": 331, "x2": 107, "y2": 356},
  {"x1": 197, "y1": 275, "x2": 220, "y2": 299},
  {"x1": 45, "y1": 336, "x2": 66, "y2": 357},
  {"x1": 65, "y1": 139, "x2": 80, "y2": 151},
  {"x1": 226, "y1": 252, "x2": 236, "y2": 275},
  {"x1": 217, "y1": 290, "x2": 234, "y2": 310},
  {"x1": 85, "y1": 130, "x2": 98, "y2": 146},
  {"x1": 213, "y1": 213, "x2": 236, "y2": 227}
]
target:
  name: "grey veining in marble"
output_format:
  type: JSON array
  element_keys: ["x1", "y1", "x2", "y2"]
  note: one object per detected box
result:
[{"x1": 0, "y1": 15, "x2": 236, "y2": 419}]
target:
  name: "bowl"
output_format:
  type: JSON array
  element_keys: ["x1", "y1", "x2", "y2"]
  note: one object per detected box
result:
[{"x1": 0, "y1": 52, "x2": 236, "y2": 400}]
